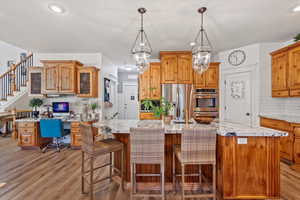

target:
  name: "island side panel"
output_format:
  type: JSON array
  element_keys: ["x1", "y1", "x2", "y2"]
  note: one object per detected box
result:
[
  {"x1": 113, "y1": 133, "x2": 200, "y2": 183},
  {"x1": 218, "y1": 135, "x2": 280, "y2": 199}
]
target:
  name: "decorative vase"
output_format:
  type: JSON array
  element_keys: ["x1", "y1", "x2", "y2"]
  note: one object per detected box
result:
[{"x1": 163, "y1": 115, "x2": 172, "y2": 124}]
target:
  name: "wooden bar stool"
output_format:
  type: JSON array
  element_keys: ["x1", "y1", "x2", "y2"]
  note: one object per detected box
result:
[
  {"x1": 173, "y1": 127, "x2": 217, "y2": 200},
  {"x1": 80, "y1": 123, "x2": 125, "y2": 200},
  {"x1": 130, "y1": 128, "x2": 165, "y2": 200}
]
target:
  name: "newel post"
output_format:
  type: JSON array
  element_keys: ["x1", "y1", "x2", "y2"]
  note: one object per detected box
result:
[
  {"x1": 11, "y1": 108, "x2": 17, "y2": 140},
  {"x1": 10, "y1": 64, "x2": 16, "y2": 92}
]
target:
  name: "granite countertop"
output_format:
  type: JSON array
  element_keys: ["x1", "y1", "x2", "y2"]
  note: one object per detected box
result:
[
  {"x1": 93, "y1": 120, "x2": 288, "y2": 137},
  {"x1": 15, "y1": 117, "x2": 81, "y2": 122},
  {"x1": 260, "y1": 113, "x2": 300, "y2": 124}
]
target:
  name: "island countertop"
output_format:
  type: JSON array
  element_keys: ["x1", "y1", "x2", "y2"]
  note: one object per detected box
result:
[{"x1": 93, "y1": 119, "x2": 288, "y2": 137}]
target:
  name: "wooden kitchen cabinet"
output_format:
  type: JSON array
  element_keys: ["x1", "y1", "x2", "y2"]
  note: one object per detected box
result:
[
  {"x1": 28, "y1": 67, "x2": 43, "y2": 96},
  {"x1": 160, "y1": 51, "x2": 193, "y2": 84},
  {"x1": 139, "y1": 112, "x2": 160, "y2": 120},
  {"x1": 193, "y1": 62, "x2": 220, "y2": 89},
  {"x1": 271, "y1": 41, "x2": 300, "y2": 97},
  {"x1": 77, "y1": 66, "x2": 99, "y2": 98},
  {"x1": 71, "y1": 121, "x2": 98, "y2": 149},
  {"x1": 139, "y1": 62, "x2": 161, "y2": 100},
  {"x1": 41, "y1": 60, "x2": 83, "y2": 94},
  {"x1": 17, "y1": 122, "x2": 51, "y2": 149}
]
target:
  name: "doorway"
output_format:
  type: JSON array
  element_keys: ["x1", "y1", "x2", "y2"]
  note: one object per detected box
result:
[
  {"x1": 119, "y1": 83, "x2": 138, "y2": 119},
  {"x1": 224, "y1": 71, "x2": 252, "y2": 126}
]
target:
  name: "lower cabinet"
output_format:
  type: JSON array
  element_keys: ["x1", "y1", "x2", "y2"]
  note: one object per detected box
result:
[
  {"x1": 260, "y1": 117, "x2": 300, "y2": 169},
  {"x1": 139, "y1": 112, "x2": 160, "y2": 120},
  {"x1": 70, "y1": 121, "x2": 98, "y2": 149},
  {"x1": 17, "y1": 122, "x2": 51, "y2": 149}
]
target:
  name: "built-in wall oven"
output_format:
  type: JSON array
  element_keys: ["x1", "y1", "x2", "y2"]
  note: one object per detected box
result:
[{"x1": 193, "y1": 89, "x2": 218, "y2": 117}]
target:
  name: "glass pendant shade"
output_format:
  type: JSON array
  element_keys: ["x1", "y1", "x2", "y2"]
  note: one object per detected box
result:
[
  {"x1": 192, "y1": 7, "x2": 213, "y2": 74},
  {"x1": 131, "y1": 8, "x2": 152, "y2": 73}
]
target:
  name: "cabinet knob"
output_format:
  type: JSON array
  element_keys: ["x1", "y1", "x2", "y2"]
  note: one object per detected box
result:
[{"x1": 246, "y1": 113, "x2": 250, "y2": 116}]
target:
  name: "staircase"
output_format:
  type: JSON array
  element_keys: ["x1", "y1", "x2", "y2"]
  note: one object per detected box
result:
[{"x1": 0, "y1": 54, "x2": 33, "y2": 111}]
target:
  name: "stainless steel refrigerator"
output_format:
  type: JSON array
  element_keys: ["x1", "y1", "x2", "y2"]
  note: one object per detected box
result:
[{"x1": 162, "y1": 84, "x2": 193, "y2": 123}]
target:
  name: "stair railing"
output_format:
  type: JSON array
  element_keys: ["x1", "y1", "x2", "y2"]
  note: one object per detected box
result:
[{"x1": 0, "y1": 53, "x2": 33, "y2": 101}]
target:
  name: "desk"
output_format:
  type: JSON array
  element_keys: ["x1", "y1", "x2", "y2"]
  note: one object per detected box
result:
[{"x1": 16, "y1": 118, "x2": 97, "y2": 149}]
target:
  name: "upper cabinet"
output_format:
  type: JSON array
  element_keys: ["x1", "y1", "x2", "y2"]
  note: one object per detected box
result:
[
  {"x1": 271, "y1": 41, "x2": 300, "y2": 97},
  {"x1": 160, "y1": 51, "x2": 193, "y2": 84},
  {"x1": 41, "y1": 60, "x2": 83, "y2": 94},
  {"x1": 193, "y1": 63, "x2": 220, "y2": 89},
  {"x1": 139, "y1": 62, "x2": 161, "y2": 100},
  {"x1": 77, "y1": 66, "x2": 99, "y2": 98}
]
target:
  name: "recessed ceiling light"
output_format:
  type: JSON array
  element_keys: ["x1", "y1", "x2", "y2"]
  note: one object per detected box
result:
[
  {"x1": 190, "y1": 42, "x2": 196, "y2": 46},
  {"x1": 293, "y1": 5, "x2": 300, "y2": 12},
  {"x1": 48, "y1": 4, "x2": 65, "y2": 14}
]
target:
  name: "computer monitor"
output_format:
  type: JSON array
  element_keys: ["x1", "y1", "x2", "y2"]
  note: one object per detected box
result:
[{"x1": 52, "y1": 102, "x2": 69, "y2": 116}]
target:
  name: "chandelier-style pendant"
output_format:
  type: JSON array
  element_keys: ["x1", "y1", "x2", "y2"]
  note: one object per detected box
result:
[
  {"x1": 131, "y1": 8, "x2": 152, "y2": 74},
  {"x1": 192, "y1": 7, "x2": 213, "y2": 74}
]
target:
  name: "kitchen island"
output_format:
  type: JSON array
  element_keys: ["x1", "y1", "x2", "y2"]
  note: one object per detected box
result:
[{"x1": 93, "y1": 120, "x2": 287, "y2": 199}]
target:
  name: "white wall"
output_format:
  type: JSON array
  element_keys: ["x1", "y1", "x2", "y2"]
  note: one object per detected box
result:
[
  {"x1": 218, "y1": 41, "x2": 300, "y2": 127},
  {"x1": 0, "y1": 40, "x2": 28, "y2": 75}
]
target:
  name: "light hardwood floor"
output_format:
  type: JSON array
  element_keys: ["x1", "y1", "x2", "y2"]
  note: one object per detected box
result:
[{"x1": 0, "y1": 137, "x2": 300, "y2": 200}]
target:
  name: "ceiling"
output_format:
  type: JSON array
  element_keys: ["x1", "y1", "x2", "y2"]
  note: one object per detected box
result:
[{"x1": 0, "y1": 0, "x2": 300, "y2": 65}]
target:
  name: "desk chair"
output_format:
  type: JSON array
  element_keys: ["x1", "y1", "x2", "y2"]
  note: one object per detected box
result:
[
  {"x1": 40, "y1": 119, "x2": 68, "y2": 153},
  {"x1": 173, "y1": 127, "x2": 217, "y2": 200}
]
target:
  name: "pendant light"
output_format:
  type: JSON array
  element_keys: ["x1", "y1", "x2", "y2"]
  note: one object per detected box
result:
[
  {"x1": 192, "y1": 7, "x2": 213, "y2": 74},
  {"x1": 131, "y1": 8, "x2": 152, "y2": 74}
]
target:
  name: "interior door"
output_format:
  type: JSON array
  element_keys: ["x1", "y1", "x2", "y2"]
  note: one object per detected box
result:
[
  {"x1": 224, "y1": 72, "x2": 251, "y2": 126},
  {"x1": 177, "y1": 54, "x2": 193, "y2": 84},
  {"x1": 123, "y1": 84, "x2": 138, "y2": 119}
]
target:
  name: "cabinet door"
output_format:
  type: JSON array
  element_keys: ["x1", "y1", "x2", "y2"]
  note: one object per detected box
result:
[
  {"x1": 289, "y1": 46, "x2": 300, "y2": 90},
  {"x1": 193, "y1": 71, "x2": 206, "y2": 88},
  {"x1": 150, "y1": 63, "x2": 161, "y2": 99},
  {"x1": 59, "y1": 64, "x2": 76, "y2": 93},
  {"x1": 29, "y1": 67, "x2": 43, "y2": 96},
  {"x1": 280, "y1": 131, "x2": 294, "y2": 162},
  {"x1": 44, "y1": 65, "x2": 59, "y2": 93},
  {"x1": 272, "y1": 52, "x2": 288, "y2": 92},
  {"x1": 294, "y1": 127, "x2": 300, "y2": 164},
  {"x1": 139, "y1": 68, "x2": 150, "y2": 100},
  {"x1": 78, "y1": 71, "x2": 92, "y2": 96},
  {"x1": 177, "y1": 54, "x2": 193, "y2": 84},
  {"x1": 205, "y1": 64, "x2": 219, "y2": 88},
  {"x1": 161, "y1": 55, "x2": 178, "y2": 83}
]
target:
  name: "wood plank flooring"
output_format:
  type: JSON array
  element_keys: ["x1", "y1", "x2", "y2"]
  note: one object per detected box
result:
[{"x1": 0, "y1": 137, "x2": 300, "y2": 200}]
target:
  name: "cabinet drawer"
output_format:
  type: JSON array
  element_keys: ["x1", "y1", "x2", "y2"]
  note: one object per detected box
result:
[
  {"x1": 72, "y1": 134, "x2": 82, "y2": 146},
  {"x1": 71, "y1": 127, "x2": 80, "y2": 133},
  {"x1": 290, "y1": 89, "x2": 300, "y2": 97},
  {"x1": 272, "y1": 90, "x2": 289, "y2": 97},
  {"x1": 18, "y1": 128, "x2": 35, "y2": 135},
  {"x1": 294, "y1": 127, "x2": 300, "y2": 138},
  {"x1": 260, "y1": 117, "x2": 291, "y2": 131},
  {"x1": 71, "y1": 122, "x2": 80, "y2": 128},
  {"x1": 140, "y1": 113, "x2": 160, "y2": 120},
  {"x1": 19, "y1": 134, "x2": 35, "y2": 146},
  {"x1": 18, "y1": 122, "x2": 36, "y2": 128}
]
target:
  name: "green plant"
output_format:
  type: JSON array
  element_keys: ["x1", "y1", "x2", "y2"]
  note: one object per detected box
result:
[
  {"x1": 294, "y1": 33, "x2": 300, "y2": 42},
  {"x1": 141, "y1": 98, "x2": 173, "y2": 117},
  {"x1": 90, "y1": 102, "x2": 98, "y2": 111},
  {"x1": 29, "y1": 98, "x2": 43, "y2": 111}
]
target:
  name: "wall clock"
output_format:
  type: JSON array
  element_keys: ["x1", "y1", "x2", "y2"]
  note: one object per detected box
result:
[{"x1": 228, "y1": 50, "x2": 246, "y2": 66}]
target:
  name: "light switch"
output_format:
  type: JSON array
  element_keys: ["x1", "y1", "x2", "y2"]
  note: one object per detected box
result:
[{"x1": 237, "y1": 138, "x2": 248, "y2": 144}]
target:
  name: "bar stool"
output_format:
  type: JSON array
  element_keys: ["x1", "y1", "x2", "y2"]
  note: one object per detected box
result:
[
  {"x1": 130, "y1": 128, "x2": 165, "y2": 200},
  {"x1": 173, "y1": 127, "x2": 217, "y2": 200},
  {"x1": 80, "y1": 123, "x2": 124, "y2": 200}
]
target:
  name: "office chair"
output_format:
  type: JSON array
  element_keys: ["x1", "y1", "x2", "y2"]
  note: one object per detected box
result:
[{"x1": 40, "y1": 119, "x2": 68, "y2": 153}]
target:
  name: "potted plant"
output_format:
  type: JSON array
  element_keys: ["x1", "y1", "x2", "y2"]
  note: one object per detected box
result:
[
  {"x1": 29, "y1": 98, "x2": 43, "y2": 118},
  {"x1": 90, "y1": 102, "x2": 99, "y2": 120},
  {"x1": 294, "y1": 33, "x2": 300, "y2": 42},
  {"x1": 142, "y1": 97, "x2": 173, "y2": 124}
]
